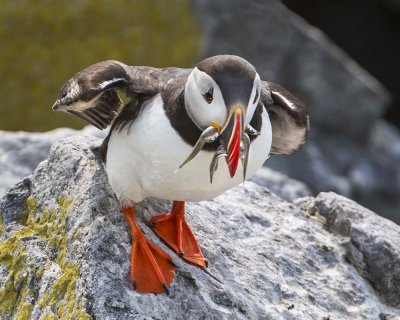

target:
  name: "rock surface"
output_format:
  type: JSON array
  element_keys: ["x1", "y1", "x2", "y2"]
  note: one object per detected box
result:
[
  {"x1": 0, "y1": 136, "x2": 399, "y2": 319},
  {"x1": 0, "y1": 126, "x2": 105, "y2": 197},
  {"x1": 0, "y1": 127, "x2": 308, "y2": 205},
  {"x1": 249, "y1": 167, "x2": 311, "y2": 202},
  {"x1": 193, "y1": 0, "x2": 400, "y2": 223}
]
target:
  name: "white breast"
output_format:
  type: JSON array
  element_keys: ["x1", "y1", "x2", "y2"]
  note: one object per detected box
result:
[{"x1": 105, "y1": 95, "x2": 272, "y2": 205}]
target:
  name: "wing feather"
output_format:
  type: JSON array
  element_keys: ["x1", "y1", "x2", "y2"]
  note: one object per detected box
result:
[
  {"x1": 52, "y1": 60, "x2": 161, "y2": 129},
  {"x1": 261, "y1": 81, "x2": 309, "y2": 154}
]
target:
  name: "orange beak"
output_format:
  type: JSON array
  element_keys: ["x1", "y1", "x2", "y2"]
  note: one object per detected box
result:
[{"x1": 220, "y1": 106, "x2": 244, "y2": 178}]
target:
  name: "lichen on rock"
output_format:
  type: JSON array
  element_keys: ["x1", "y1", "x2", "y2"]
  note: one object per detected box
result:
[{"x1": 0, "y1": 195, "x2": 91, "y2": 319}]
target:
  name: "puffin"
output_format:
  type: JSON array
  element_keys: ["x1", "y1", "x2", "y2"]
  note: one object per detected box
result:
[{"x1": 52, "y1": 55, "x2": 309, "y2": 294}]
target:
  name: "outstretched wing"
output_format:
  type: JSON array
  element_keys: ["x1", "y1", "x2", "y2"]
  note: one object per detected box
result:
[
  {"x1": 52, "y1": 60, "x2": 161, "y2": 129},
  {"x1": 261, "y1": 81, "x2": 309, "y2": 155}
]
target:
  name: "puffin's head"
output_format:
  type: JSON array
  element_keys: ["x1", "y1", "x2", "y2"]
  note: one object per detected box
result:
[{"x1": 184, "y1": 55, "x2": 261, "y2": 177}]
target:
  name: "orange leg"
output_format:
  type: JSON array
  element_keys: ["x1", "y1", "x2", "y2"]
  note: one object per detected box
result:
[
  {"x1": 122, "y1": 207, "x2": 175, "y2": 294},
  {"x1": 149, "y1": 201, "x2": 207, "y2": 268}
]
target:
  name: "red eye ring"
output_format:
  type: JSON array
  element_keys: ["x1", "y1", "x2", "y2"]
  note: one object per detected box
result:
[{"x1": 203, "y1": 88, "x2": 213, "y2": 104}]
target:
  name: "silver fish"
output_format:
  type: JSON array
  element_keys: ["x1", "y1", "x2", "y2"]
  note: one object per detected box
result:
[
  {"x1": 209, "y1": 145, "x2": 228, "y2": 184},
  {"x1": 245, "y1": 124, "x2": 260, "y2": 136},
  {"x1": 178, "y1": 125, "x2": 253, "y2": 183},
  {"x1": 240, "y1": 132, "x2": 250, "y2": 181},
  {"x1": 179, "y1": 126, "x2": 220, "y2": 169}
]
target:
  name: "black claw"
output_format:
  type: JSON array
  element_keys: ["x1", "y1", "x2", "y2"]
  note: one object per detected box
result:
[
  {"x1": 179, "y1": 252, "x2": 184, "y2": 258},
  {"x1": 200, "y1": 268, "x2": 223, "y2": 285},
  {"x1": 149, "y1": 221, "x2": 156, "y2": 228},
  {"x1": 163, "y1": 284, "x2": 170, "y2": 295},
  {"x1": 131, "y1": 280, "x2": 137, "y2": 291},
  {"x1": 204, "y1": 259, "x2": 209, "y2": 268},
  {"x1": 169, "y1": 259, "x2": 178, "y2": 268}
]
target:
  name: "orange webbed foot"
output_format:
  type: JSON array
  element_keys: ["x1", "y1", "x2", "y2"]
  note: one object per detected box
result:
[
  {"x1": 149, "y1": 201, "x2": 207, "y2": 268},
  {"x1": 123, "y1": 207, "x2": 175, "y2": 294}
]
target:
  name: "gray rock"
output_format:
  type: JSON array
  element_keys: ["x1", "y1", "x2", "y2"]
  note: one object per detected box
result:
[
  {"x1": 296, "y1": 192, "x2": 400, "y2": 308},
  {"x1": 0, "y1": 126, "x2": 310, "y2": 206},
  {"x1": 0, "y1": 136, "x2": 399, "y2": 319},
  {"x1": 250, "y1": 166, "x2": 312, "y2": 202},
  {"x1": 0, "y1": 126, "x2": 106, "y2": 196},
  {"x1": 193, "y1": 0, "x2": 400, "y2": 223}
]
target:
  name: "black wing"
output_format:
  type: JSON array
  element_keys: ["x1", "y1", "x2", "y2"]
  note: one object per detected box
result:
[
  {"x1": 261, "y1": 81, "x2": 309, "y2": 154},
  {"x1": 52, "y1": 60, "x2": 161, "y2": 129}
]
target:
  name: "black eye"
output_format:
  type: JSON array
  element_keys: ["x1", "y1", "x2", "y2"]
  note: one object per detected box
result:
[
  {"x1": 253, "y1": 89, "x2": 259, "y2": 104},
  {"x1": 202, "y1": 88, "x2": 213, "y2": 104}
]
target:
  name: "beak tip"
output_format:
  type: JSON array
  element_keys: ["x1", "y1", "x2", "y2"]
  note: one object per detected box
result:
[{"x1": 228, "y1": 165, "x2": 237, "y2": 178}]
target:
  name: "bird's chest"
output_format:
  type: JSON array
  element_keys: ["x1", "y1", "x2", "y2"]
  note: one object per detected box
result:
[{"x1": 106, "y1": 95, "x2": 272, "y2": 202}]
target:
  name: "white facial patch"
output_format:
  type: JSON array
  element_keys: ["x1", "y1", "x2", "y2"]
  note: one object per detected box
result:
[
  {"x1": 184, "y1": 68, "x2": 227, "y2": 130},
  {"x1": 245, "y1": 73, "x2": 261, "y2": 125}
]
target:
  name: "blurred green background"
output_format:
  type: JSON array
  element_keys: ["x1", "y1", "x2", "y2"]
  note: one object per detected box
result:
[{"x1": 0, "y1": 0, "x2": 201, "y2": 131}]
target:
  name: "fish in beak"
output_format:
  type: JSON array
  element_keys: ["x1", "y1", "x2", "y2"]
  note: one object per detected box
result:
[
  {"x1": 178, "y1": 104, "x2": 254, "y2": 183},
  {"x1": 219, "y1": 106, "x2": 245, "y2": 178}
]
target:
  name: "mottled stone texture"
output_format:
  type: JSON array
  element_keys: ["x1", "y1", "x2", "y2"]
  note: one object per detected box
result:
[
  {"x1": 0, "y1": 136, "x2": 399, "y2": 319},
  {"x1": 306, "y1": 192, "x2": 400, "y2": 308},
  {"x1": 193, "y1": 0, "x2": 400, "y2": 223},
  {"x1": 0, "y1": 126, "x2": 105, "y2": 197}
]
